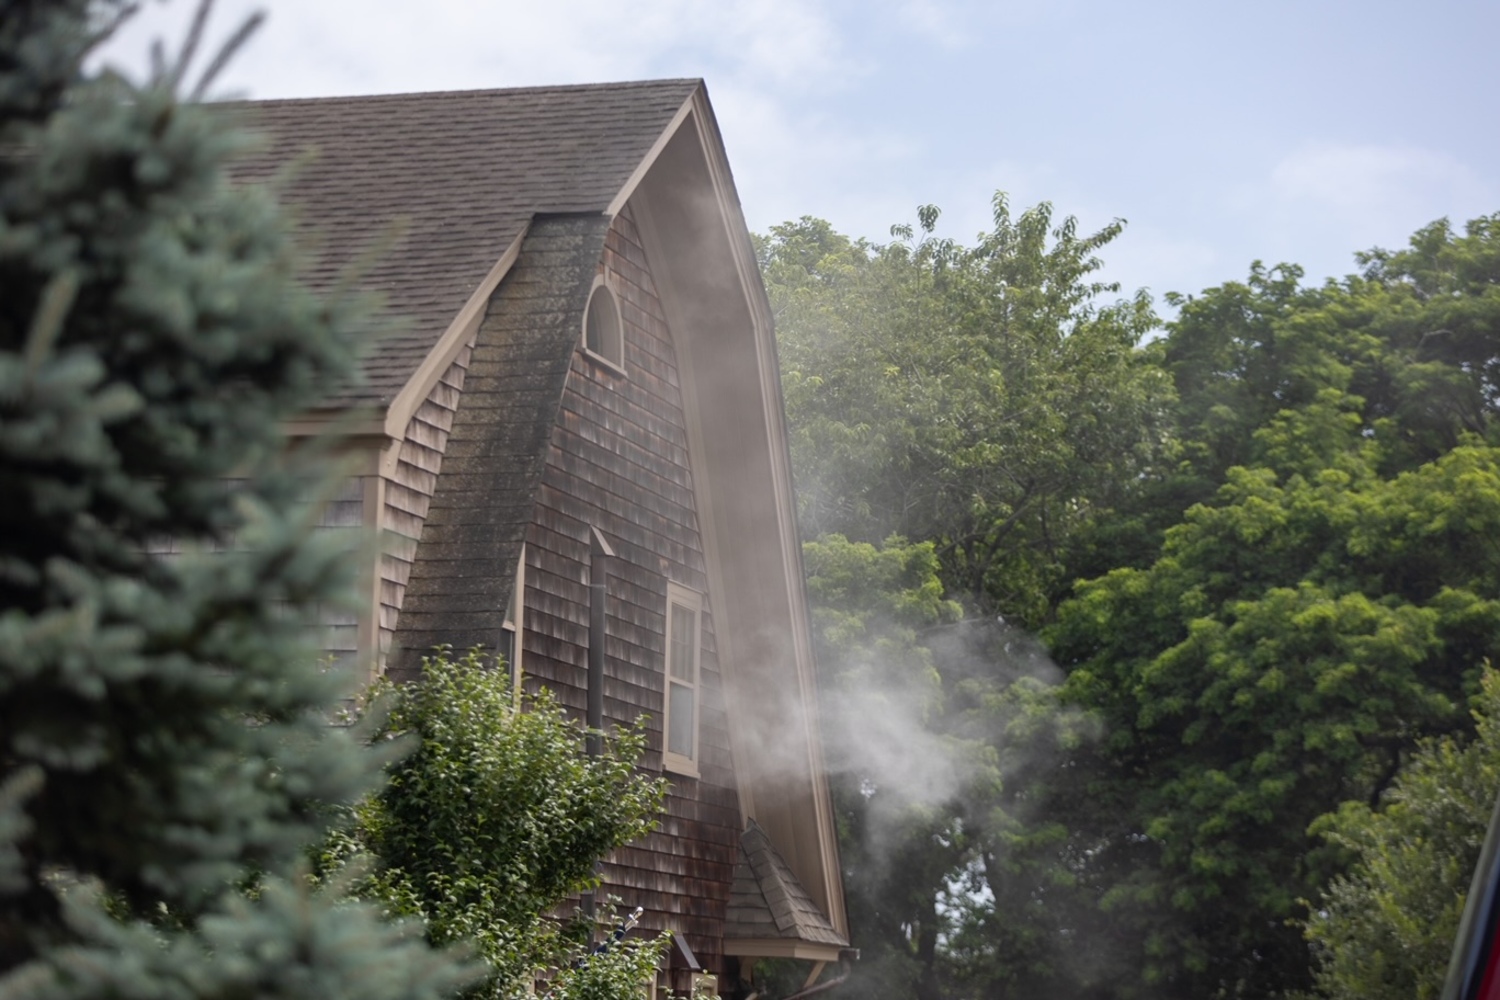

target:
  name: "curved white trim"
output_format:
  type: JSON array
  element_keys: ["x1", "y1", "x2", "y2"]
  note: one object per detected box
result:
[
  {"x1": 683, "y1": 90, "x2": 850, "y2": 939},
  {"x1": 626, "y1": 95, "x2": 848, "y2": 937},
  {"x1": 580, "y1": 275, "x2": 626, "y2": 373}
]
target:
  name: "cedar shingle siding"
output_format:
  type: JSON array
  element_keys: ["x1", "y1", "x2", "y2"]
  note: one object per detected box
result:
[
  {"x1": 381, "y1": 349, "x2": 472, "y2": 657},
  {"x1": 523, "y1": 207, "x2": 738, "y2": 968},
  {"x1": 386, "y1": 214, "x2": 608, "y2": 675},
  {"x1": 383, "y1": 205, "x2": 739, "y2": 969}
]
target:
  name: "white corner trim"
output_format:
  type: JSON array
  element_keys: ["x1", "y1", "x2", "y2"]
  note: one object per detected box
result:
[{"x1": 358, "y1": 473, "x2": 386, "y2": 679}]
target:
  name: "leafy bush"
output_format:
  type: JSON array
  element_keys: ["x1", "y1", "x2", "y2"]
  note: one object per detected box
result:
[{"x1": 325, "y1": 648, "x2": 670, "y2": 1000}]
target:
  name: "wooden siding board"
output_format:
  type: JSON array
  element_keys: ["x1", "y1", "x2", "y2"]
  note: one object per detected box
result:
[{"x1": 377, "y1": 341, "x2": 473, "y2": 657}]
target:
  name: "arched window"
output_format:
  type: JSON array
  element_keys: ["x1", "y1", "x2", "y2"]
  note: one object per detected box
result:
[{"x1": 582, "y1": 279, "x2": 624, "y2": 370}]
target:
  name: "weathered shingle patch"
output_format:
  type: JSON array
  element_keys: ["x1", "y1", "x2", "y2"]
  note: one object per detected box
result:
[{"x1": 385, "y1": 213, "x2": 611, "y2": 681}]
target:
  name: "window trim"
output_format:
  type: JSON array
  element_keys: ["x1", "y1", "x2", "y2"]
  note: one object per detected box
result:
[
  {"x1": 500, "y1": 544, "x2": 526, "y2": 707},
  {"x1": 662, "y1": 581, "x2": 702, "y2": 777},
  {"x1": 581, "y1": 275, "x2": 626, "y2": 374}
]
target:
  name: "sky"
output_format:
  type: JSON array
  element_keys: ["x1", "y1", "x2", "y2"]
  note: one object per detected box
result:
[{"x1": 100, "y1": 0, "x2": 1500, "y2": 309}]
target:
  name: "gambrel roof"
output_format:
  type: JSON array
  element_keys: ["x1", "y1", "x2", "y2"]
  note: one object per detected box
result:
[{"x1": 229, "y1": 80, "x2": 698, "y2": 407}]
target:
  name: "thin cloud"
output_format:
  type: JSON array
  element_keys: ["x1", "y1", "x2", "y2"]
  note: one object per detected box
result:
[
  {"x1": 898, "y1": 0, "x2": 972, "y2": 49},
  {"x1": 1239, "y1": 142, "x2": 1500, "y2": 281},
  {"x1": 1271, "y1": 142, "x2": 1491, "y2": 219},
  {"x1": 102, "y1": 0, "x2": 861, "y2": 97}
]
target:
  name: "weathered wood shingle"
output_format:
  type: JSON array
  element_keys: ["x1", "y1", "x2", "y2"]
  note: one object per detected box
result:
[
  {"x1": 386, "y1": 214, "x2": 611, "y2": 680},
  {"x1": 518, "y1": 208, "x2": 741, "y2": 968},
  {"x1": 725, "y1": 820, "x2": 847, "y2": 949}
]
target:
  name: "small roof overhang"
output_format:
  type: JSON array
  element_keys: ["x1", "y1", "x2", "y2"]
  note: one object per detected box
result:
[{"x1": 723, "y1": 820, "x2": 848, "y2": 963}]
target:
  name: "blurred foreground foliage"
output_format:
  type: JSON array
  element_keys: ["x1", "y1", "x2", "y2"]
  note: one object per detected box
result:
[{"x1": 0, "y1": 3, "x2": 474, "y2": 999}]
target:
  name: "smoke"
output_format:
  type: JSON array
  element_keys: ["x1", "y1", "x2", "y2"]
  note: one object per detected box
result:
[
  {"x1": 813, "y1": 614, "x2": 1097, "y2": 871},
  {"x1": 796, "y1": 610, "x2": 1127, "y2": 994}
]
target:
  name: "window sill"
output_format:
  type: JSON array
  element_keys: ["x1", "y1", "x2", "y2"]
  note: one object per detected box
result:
[
  {"x1": 581, "y1": 346, "x2": 627, "y2": 376},
  {"x1": 662, "y1": 752, "x2": 700, "y2": 779}
]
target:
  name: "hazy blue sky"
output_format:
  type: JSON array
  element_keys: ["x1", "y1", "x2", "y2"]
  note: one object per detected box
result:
[{"x1": 103, "y1": 0, "x2": 1500, "y2": 306}]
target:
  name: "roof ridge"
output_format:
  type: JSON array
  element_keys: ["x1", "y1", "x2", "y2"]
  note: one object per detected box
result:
[{"x1": 224, "y1": 78, "x2": 702, "y2": 109}]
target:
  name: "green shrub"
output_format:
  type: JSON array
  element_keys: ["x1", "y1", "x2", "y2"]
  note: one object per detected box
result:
[{"x1": 326, "y1": 648, "x2": 670, "y2": 1000}]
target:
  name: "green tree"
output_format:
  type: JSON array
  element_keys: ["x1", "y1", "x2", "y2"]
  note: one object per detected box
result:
[
  {"x1": 1162, "y1": 212, "x2": 1500, "y2": 497},
  {"x1": 763, "y1": 197, "x2": 1172, "y2": 625},
  {"x1": 1301, "y1": 668, "x2": 1500, "y2": 1000},
  {"x1": 800, "y1": 535, "x2": 1094, "y2": 1000},
  {"x1": 789, "y1": 210, "x2": 1500, "y2": 1000},
  {"x1": 0, "y1": 4, "x2": 471, "y2": 999},
  {"x1": 800, "y1": 535, "x2": 965, "y2": 1000},
  {"x1": 1001, "y1": 214, "x2": 1500, "y2": 999},
  {"x1": 1047, "y1": 429, "x2": 1500, "y2": 995},
  {"x1": 324, "y1": 649, "x2": 669, "y2": 1000},
  {"x1": 767, "y1": 198, "x2": 1170, "y2": 1000},
  {"x1": 1043, "y1": 239, "x2": 1500, "y2": 996}
]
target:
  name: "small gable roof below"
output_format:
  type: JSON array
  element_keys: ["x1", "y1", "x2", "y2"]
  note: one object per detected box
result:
[
  {"x1": 227, "y1": 80, "x2": 699, "y2": 408},
  {"x1": 725, "y1": 820, "x2": 848, "y2": 959}
]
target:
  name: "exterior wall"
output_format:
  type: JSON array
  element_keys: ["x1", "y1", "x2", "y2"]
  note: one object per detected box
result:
[
  {"x1": 318, "y1": 475, "x2": 367, "y2": 662},
  {"x1": 380, "y1": 346, "x2": 473, "y2": 658},
  {"x1": 387, "y1": 215, "x2": 605, "y2": 681},
  {"x1": 519, "y1": 204, "x2": 740, "y2": 977},
  {"x1": 147, "y1": 475, "x2": 369, "y2": 665}
]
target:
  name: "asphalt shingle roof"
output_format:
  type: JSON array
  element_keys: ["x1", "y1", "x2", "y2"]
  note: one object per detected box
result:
[
  {"x1": 725, "y1": 819, "x2": 848, "y2": 949},
  {"x1": 227, "y1": 79, "x2": 701, "y2": 409}
]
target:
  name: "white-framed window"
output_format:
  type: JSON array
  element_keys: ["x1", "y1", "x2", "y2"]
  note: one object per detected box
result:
[
  {"x1": 500, "y1": 544, "x2": 526, "y2": 705},
  {"x1": 582, "y1": 276, "x2": 625, "y2": 372},
  {"x1": 662, "y1": 582, "x2": 702, "y2": 776}
]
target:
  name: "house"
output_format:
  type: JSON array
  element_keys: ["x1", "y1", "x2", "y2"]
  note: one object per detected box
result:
[{"x1": 231, "y1": 80, "x2": 850, "y2": 995}]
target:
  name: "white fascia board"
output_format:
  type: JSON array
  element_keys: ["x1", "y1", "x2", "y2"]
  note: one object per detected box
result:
[
  {"x1": 628, "y1": 88, "x2": 848, "y2": 937},
  {"x1": 683, "y1": 88, "x2": 849, "y2": 940},
  {"x1": 721, "y1": 940, "x2": 846, "y2": 962},
  {"x1": 606, "y1": 88, "x2": 699, "y2": 219},
  {"x1": 376, "y1": 223, "x2": 531, "y2": 476}
]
